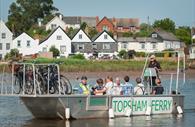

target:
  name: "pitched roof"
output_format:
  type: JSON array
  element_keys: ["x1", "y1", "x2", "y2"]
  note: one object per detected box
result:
[
  {"x1": 96, "y1": 16, "x2": 114, "y2": 27},
  {"x1": 117, "y1": 37, "x2": 159, "y2": 42},
  {"x1": 92, "y1": 30, "x2": 116, "y2": 42},
  {"x1": 62, "y1": 16, "x2": 81, "y2": 25},
  {"x1": 81, "y1": 16, "x2": 97, "y2": 27},
  {"x1": 110, "y1": 18, "x2": 139, "y2": 27},
  {"x1": 153, "y1": 30, "x2": 179, "y2": 41},
  {"x1": 71, "y1": 29, "x2": 91, "y2": 41},
  {"x1": 39, "y1": 26, "x2": 70, "y2": 44}
]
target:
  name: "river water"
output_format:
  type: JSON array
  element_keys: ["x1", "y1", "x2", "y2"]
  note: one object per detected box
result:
[{"x1": 0, "y1": 76, "x2": 195, "y2": 127}]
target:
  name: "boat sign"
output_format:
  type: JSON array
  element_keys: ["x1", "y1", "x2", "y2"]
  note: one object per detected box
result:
[{"x1": 112, "y1": 97, "x2": 173, "y2": 115}]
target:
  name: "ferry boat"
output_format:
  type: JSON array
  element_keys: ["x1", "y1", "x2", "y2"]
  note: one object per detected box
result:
[{"x1": 0, "y1": 51, "x2": 185, "y2": 119}]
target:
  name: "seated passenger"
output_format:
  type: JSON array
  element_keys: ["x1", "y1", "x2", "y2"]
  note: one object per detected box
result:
[
  {"x1": 152, "y1": 78, "x2": 164, "y2": 95},
  {"x1": 112, "y1": 77, "x2": 122, "y2": 95},
  {"x1": 92, "y1": 78, "x2": 105, "y2": 95},
  {"x1": 122, "y1": 76, "x2": 133, "y2": 95},
  {"x1": 78, "y1": 76, "x2": 90, "y2": 95},
  {"x1": 94, "y1": 76, "x2": 114, "y2": 95},
  {"x1": 134, "y1": 77, "x2": 145, "y2": 95}
]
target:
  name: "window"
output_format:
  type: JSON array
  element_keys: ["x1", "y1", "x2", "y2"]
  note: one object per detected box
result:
[
  {"x1": 17, "y1": 40, "x2": 21, "y2": 47},
  {"x1": 103, "y1": 43, "x2": 110, "y2": 49},
  {"x1": 6, "y1": 43, "x2": 10, "y2": 50},
  {"x1": 27, "y1": 40, "x2": 30, "y2": 47},
  {"x1": 51, "y1": 24, "x2": 57, "y2": 30},
  {"x1": 60, "y1": 46, "x2": 66, "y2": 53},
  {"x1": 121, "y1": 42, "x2": 128, "y2": 49},
  {"x1": 104, "y1": 35, "x2": 108, "y2": 39},
  {"x1": 140, "y1": 42, "x2": 145, "y2": 49},
  {"x1": 77, "y1": 44, "x2": 84, "y2": 50},
  {"x1": 152, "y1": 34, "x2": 157, "y2": 38},
  {"x1": 42, "y1": 47, "x2": 47, "y2": 52},
  {"x1": 1, "y1": 33, "x2": 6, "y2": 39},
  {"x1": 57, "y1": 35, "x2": 62, "y2": 40},
  {"x1": 92, "y1": 43, "x2": 97, "y2": 49},
  {"x1": 0, "y1": 43, "x2": 2, "y2": 50},
  {"x1": 102, "y1": 26, "x2": 108, "y2": 31},
  {"x1": 151, "y1": 42, "x2": 157, "y2": 49},
  {"x1": 79, "y1": 34, "x2": 82, "y2": 39}
]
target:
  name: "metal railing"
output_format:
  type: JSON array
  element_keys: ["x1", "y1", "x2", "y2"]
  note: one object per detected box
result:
[{"x1": 0, "y1": 63, "x2": 71, "y2": 96}]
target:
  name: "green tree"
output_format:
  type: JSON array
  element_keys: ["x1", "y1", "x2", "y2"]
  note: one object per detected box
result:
[
  {"x1": 6, "y1": 0, "x2": 58, "y2": 36},
  {"x1": 80, "y1": 22, "x2": 87, "y2": 30},
  {"x1": 88, "y1": 28, "x2": 98, "y2": 38},
  {"x1": 122, "y1": 32, "x2": 133, "y2": 37},
  {"x1": 67, "y1": 27, "x2": 79, "y2": 38},
  {"x1": 49, "y1": 46, "x2": 60, "y2": 58},
  {"x1": 153, "y1": 18, "x2": 176, "y2": 33},
  {"x1": 175, "y1": 26, "x2": 191, "y2": 45},
  {"x1": 118, "y1": 50, "x2": 128, "y2": 59},
  {"x1": 4, "y1": 49, "x2": 20, "y2": 60}
]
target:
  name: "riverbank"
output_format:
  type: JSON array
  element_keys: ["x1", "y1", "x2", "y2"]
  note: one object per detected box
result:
[{"x1": 62, "y1": 68, "x2": 195, "y2": 80}]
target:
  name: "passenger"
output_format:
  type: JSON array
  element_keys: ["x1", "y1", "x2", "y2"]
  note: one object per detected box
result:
[
  {"x1": 92, "y1": 78, "x2": 105, "y2": 95},
  {"x1": 94, "y1": 76, "x2": 114, "y2": 95},
  {"x1": 134, "y1": 77, "x2": 145, "y2": 95},
  {"x1": 112, "y1": 77, "x2": 122, "y2": 95},
  {"x1": 148, "y1": 55, "x2": 161, "y2": 86},
  {"x1": 122, "y1": 76, "x2": 133, "y2": 95},
  {"x1": 78, "y1": 76, "x2": 90, "y2": 95},
  {"x1": 152, "y1": 78, "x2": 164, "y2": 95}
]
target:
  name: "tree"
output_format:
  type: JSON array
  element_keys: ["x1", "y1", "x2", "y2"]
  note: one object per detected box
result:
[
  {"x1": 122, "y1": 32, "x2": 133, "y2": 37},
  {"x1": 88, "y1": 28, "x2": 98, "y2": 38},
  {"x1": 4, "y1": 49, "x2": 20, "y2": 60},
  {"x1": 6, "y1": 0, "x2": 58, "y2": 36},
  {"x1": 153, "y1": 18, "x2": 176, "y2": 33},
  {"x1": 49, "y1": 46, "x2": 60, "y2": 58},
  {"x1": 118, "y1": 50, "x2": 128, "y2": 59},
  {"x1": 67, "y1": 27, "x2": 79, "y2": 38},
  {"x1": 80, "y1": 22, "x2": 87, "y2": 31},
  {"x1": 175, "y1": 26, "x2": 191, "y2": 45}
]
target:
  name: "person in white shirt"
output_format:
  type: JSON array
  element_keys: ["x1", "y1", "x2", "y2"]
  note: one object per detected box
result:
[
  {"x1": 94, "y1": 76, "x2": 114, "y2": 95},
  {"x1": 112, "y1": 77, "x2": 122, "y2": 95},
  {"x1": 134, "y1": 77, "x2": 145, "y2": 95}
]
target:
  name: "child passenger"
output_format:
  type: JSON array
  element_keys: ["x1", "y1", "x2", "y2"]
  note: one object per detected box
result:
[
  {"x1": 152, "y1": 78, "x2": 164, "y2": 95},
  {"x1": 94, "y1": 76, "x2": 114, "y2": 95},
  {"x1": 92, "y1": 78, "x2": 106, "y2": 95}
]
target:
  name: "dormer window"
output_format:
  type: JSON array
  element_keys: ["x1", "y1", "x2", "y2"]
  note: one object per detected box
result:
[
  {"x1": 79, "y1": 34, "x2": 82, "y2": 39},
  {"x1": 57, "y1": 35, "x2": 62, "y2": 40},
  {"x1": 152, "y1": 34, "x2": 157, "y2": 38},
  {"x1": 104, "y1": 35, "x2": 108, "y2": 39}
]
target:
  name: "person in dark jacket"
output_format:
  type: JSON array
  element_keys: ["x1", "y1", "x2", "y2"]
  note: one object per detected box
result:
[{"x1": 152, "y1": 78, "x2": 164, "y2": 95}]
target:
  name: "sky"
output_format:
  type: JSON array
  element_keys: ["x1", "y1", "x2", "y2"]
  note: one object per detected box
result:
[{"x1": 0, "y1": 0, "x2": 195, "y2": 27}]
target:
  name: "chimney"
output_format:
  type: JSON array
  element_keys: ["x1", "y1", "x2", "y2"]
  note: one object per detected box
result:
[
  {"x1": 96, "y1": 16, "x2": 99, "y2": 25},
  {"x1": 113, "y1": 32, "x2": 117, "y2": 40},
  {"x1": 59, "y1": 14, "x2": 62, "y2": 20}
]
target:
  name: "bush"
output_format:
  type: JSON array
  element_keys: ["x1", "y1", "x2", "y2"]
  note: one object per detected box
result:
[
  {"x1": 4, "y1": 49, "x2": 20, "y2": 60},
  {"x1": 49, "y1": 46, "x2": 60, "y2": 58},
  {"x1": 118, "y1": 50, "x2": 128, "y2": 59},
  {"x1": 70, "y1": 54, "x2": 85, "y2": 60},
  {"x1": 135, "y1": 52, "x2": 146, "y2": 57}
]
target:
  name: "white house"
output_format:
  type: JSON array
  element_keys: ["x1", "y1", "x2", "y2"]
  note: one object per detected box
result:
[
  {"x1": 118, "y1": 30, "x2": 182, "y2": 53},
  {"x1": 13, "y1": 32, "x2": 39, "y2": 56},
  {"x1": 45, "y1": 16, "x2": 66, "y2": 31},
  {"x1": 0, "y1": 20, "x2": 13, "y2": 59},
  {"x1": 118, "y1": 37, "x2": 162, "y2": 52},
  {"x1": 71, "y1": 29, "x2": 92, "y2": 58},
  {"x1": 189, "y1": 44, "x2": 195, "y2": 59},
  {"x1": 39, "y1": 26, "x2": 71, "y2": 57},
  {"x1": 92, "y1": 31, "x2": 117, "y2": 57}
]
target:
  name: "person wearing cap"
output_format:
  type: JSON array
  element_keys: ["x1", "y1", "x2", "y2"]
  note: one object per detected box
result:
[
  {"x1": 148, "y1": 55, "x2": 161, "y2": 86},
  {"x1": 78, "y1": 76, "x2": 90, "y2": 95},
  {"x1": 134, "y1": 77, "x2": 145, "y2": 95}
]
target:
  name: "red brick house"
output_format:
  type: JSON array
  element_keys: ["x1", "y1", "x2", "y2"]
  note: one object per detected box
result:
[{"x1": 96, "y1": 17, "x2": 115, "y2": 33}]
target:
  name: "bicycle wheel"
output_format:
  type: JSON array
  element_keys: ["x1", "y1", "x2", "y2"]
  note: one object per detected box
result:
[
  {"x1": 24, "y1": 80, "x2": 34, "y2": 95},
  {"x1": 60, "y1": 75, "x2": 72, "y2": 94},
  {"x1": 35, "y1": 72, "x2": 46, "y2": 95},
  {"x1": 13, "y1": 76, "x2": 21, "y2": 94}
]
